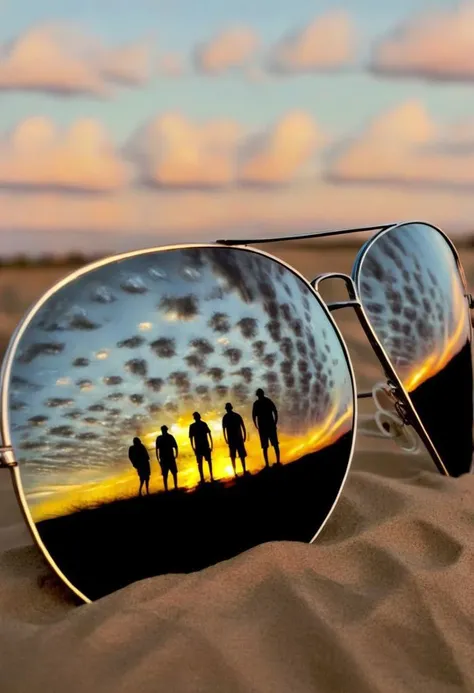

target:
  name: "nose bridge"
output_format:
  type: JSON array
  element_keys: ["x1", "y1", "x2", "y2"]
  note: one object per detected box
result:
[{"x1": 310, "y1": 272, "x2": 359, "y2": 310}]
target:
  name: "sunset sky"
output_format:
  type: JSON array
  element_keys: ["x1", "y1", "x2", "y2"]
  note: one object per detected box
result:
[
  {"x1": 1, "y1": 0, "x2": 474, "y2": 254},
  {"x1": 9, "y1": 247, "x2": 354, "y2": 519}
]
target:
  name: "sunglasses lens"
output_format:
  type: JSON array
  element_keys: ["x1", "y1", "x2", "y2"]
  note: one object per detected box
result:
[
  {"x1": 354, "y1": 223, "x2": 473, "y2": 476},
  {"x1": 7, "y1": 246, "x2": 354, "y2": 600}
]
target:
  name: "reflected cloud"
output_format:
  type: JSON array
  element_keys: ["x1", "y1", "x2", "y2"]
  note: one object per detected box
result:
[
  {"x1": 150, "y1": 338, "x2": 176, "y2": 358},
  {"x1": 159, "y1": 295, "x2": 199, "y2": 321},
  {"x1": 117, "y1": 336, "x2": 146, "y2": 349},
  {"x1": 125, "y1": 359, "x2": 148, "y2": 377},
  {"x1": 18, "y1": 342, "x2": 65, "y2": 364},
  {"x1": 72, "y1": 358, "x2": 90, "y2": 367}
]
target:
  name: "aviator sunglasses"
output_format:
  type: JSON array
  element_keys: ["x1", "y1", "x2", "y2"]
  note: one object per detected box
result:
[{"x1": 0, "y1": 220, "x2": 472, "y2": 603}]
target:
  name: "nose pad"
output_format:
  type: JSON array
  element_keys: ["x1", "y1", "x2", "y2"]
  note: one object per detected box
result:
[
  {"x1": 374, "y1": 410, "x2": 418, "y2": 453},
  {"x1": 372, "y1": 381, "x2": 419, "y2": 454},
  {"x1": 372, "y1": 381, "x2": 396, "y2": 413}
]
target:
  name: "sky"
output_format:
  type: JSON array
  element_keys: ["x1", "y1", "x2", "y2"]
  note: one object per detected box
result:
[
  {"x1": 1, "y1": 0, "x2": 474, "y2": 254},
  {"x1": 8, "y1": 246, "x2": 354, "y2": 519}
]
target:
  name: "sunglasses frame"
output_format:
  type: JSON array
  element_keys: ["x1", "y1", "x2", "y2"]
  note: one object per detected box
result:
[
  {"x1": 0, "y1": 242, "x2": 360, "y2": 603},
  {"x1": 0, "y1": 220, "x2": 471, "y2": 602}
]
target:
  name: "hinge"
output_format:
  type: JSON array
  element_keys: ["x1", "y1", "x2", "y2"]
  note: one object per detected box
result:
[{"x1": 0, "y1": 446, "x2": 17, "y2": 468}]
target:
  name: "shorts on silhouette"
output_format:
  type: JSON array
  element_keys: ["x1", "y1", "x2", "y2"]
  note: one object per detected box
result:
[
  {"x1": 259, "y1": 427, "x2": 279, "y2": 449},
  {"x1": 229, "y1": 442, "x2": 247, "y2": 459},
  {"x1": 195, "y1": 446, "x2": 211, "y2": 461},
  {"x1": 159, "y1": 457, "x2": 177, "y2": 475}
]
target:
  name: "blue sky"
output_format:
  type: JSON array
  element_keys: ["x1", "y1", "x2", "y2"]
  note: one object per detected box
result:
[{"x1": 1, "y1": 0, "x2": 474, "y2": 253}]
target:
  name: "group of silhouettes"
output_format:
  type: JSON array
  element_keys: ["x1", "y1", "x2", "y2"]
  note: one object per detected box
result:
[{"x1": 128, "y1": 388, "x2": 281, "y2": 496}]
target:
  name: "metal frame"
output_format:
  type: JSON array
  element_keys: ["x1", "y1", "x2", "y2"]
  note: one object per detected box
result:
[{"x1": 0, "y1": 242, "x2": 359, "y2": 604}]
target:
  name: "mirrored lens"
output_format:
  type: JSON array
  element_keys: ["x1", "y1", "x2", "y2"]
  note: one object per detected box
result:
[
  {"x1": 7, "y1": 246, "x2": 355, "y2": 600},
  {"x1": 354, "y1": 223, "x2": 473, "y2": 476}
]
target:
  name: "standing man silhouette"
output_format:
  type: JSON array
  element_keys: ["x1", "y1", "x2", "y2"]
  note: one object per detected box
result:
[
  {"x1": 155, "y1": 425, "x2": 179, "y2": 491},
  {"x1": 189, "y1": 411, "x2": 214, "y2": 483},
  {"x1": 222, "y1": 402, "x2": 247, "y2": 476},
  {"x1": 128, "y1": 436, "x2": 151, "y2": 496},
  {"x1": 252, "y1": 388, "x2": 281, "y2": 467}
]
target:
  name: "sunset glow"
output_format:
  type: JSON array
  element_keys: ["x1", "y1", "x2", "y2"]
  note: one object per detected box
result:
[
  {"x1": 404, "y1": 273, "x2": 469, "y2": 392},
  {"x1": 30, "y1": 399, "x2": 353, "y2": 522}
]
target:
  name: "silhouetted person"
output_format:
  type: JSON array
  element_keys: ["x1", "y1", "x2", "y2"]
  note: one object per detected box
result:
[
  {"x1": 189, "y1": 411, "x2": 214, "y2": 483},
  {"x1": 222, "y1": 402, "x2": 247, "y2": 476},
  {"x1": 128, "y1": 436, "x2": 151, "y2": 496},
  {"x1": 155, "y1": 425, "x2": 179, "y2": 492},
  {"x1": 252, "y1": 388, "x2": 280, "y2": 467}
]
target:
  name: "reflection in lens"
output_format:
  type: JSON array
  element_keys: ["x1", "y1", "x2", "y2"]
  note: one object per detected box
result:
[
  {"x1": 354, "y1": 223, "x2": 473, "y2": 476},
  {"x1": 8, "y1": 247, "x2": 355, "y2": 600}
]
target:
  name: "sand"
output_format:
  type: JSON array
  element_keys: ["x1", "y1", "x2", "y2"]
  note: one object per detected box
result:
[{"x1": 0, "y1": 439, "x2": 473, "y2": 693}]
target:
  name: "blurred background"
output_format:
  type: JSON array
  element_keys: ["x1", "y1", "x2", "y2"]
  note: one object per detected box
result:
[{"x1": 1, "y1": 0, "x2": 474, "y2": 399}]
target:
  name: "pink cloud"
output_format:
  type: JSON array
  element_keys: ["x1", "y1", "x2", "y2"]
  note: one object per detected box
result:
[
  {"x1": 1, "y1": 108, "x2": 474, "y2": 253},
  {"x1": 126, "y1": 113, "x2": 243, "y2": 187},
  {"x1": 0, "y1": 23, "x2": 153, "y2": 96},
  {"x1": 268, "y1": 10, "x2": 356, "y2": 73},
  {"x1": 329, "y1": 100, "x2": 474, "y2": 188},
  {"x1": 126, "y1": 111, "x2": 326, "y2": 187},
  {"x1": 238, "y1": 111, "x2": 325, "y2": 184},
  {"x1": 370, "y1": 2, "x2": 474, "y2": 81},
  {"x1": 0, "y1": 117, "x2": 129, "y2": 191},
  {"x1": 194, "y1": 26, "x2": 259, "y2": 73}
]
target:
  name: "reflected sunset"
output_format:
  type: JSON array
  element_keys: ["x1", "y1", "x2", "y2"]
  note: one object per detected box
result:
[
  {"x1": 30, "y1": 399, "x2": 353, "y2": 522},
  {"x1": 403, "y1": 272, "x2": 470, "y2": 392}
]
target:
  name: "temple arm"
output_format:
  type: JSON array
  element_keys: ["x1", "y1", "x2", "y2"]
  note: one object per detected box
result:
[{"x1": 215, "y1": 223, "x2": 396, "y2": 246}]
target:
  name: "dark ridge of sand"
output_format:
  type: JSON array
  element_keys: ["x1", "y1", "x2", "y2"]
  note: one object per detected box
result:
[
  {"x1": 35, "y1": 433, "x2": 353, "y2": 601},
  {"x1": 409, "y1": 339, "x2": 473, "y2": 477}
]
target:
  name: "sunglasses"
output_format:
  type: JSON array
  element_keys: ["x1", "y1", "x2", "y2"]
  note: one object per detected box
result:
[{"x1": 0, "y1": 220, "x2": 472, "y2": 603}]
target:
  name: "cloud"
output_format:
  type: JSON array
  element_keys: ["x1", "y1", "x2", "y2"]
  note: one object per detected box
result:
[
  {"x1": 126, "y1": 113, "x2": 243, "y2": 187},
  {"x1": 370, "y1": 2, "x2": 474, "y2": 81},
  {"x1": 2, "y1": 107, "x2": 474, "y2": 253},
  {"x1": 328, "y1": 100, "x2": 474, "y2": 189},
  {"x1": 238, "y1": 111, "x2": 325, "y2": 184},
  {"x1": 194, "y1": 25, "x2": 259, "y2": 73},
  {"x1": 268, "y1": 10, "x2": 356, "y2": 73},
  {"x1": 126, "y1": 110, "x2": 325, "y2": 187},
  {"x1": 0, "y1": 117, "x2": 129, "y2": 191},
  {"x1": 0, "y1": 23, "x2": 152, "y2": 96}
]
